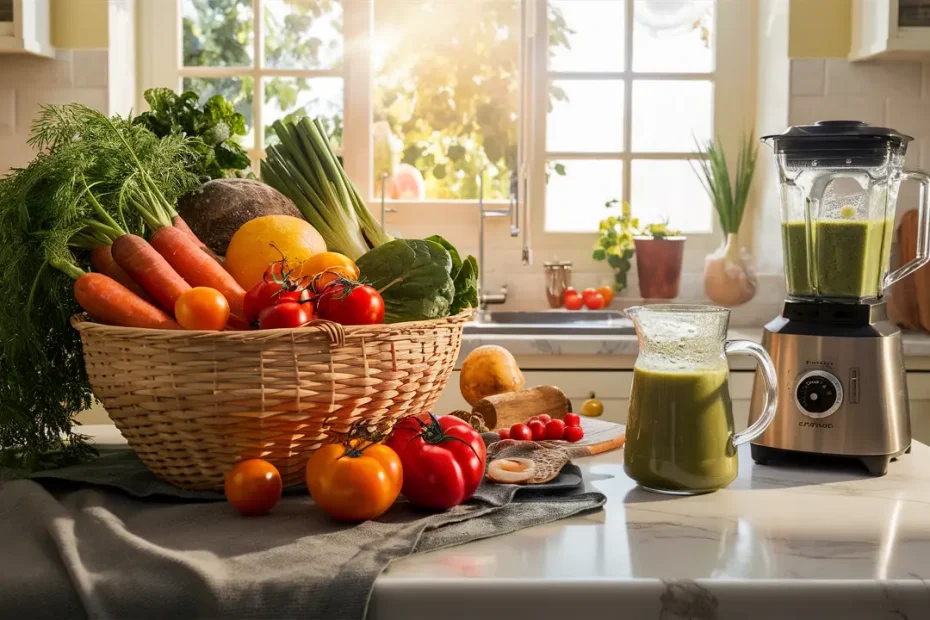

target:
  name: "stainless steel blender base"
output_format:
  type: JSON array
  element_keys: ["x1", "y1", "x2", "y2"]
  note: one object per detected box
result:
[{"x1": 748, "y1": 308, "x2": 911, "y2": 477}]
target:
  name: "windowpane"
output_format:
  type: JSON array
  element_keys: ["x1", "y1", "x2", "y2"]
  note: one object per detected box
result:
[
  {"x1": 263, "y1": 0, "x2": 343, "y2": 70},
  {"x1": 373, "y1": 0, "x2": 518, "y2": 200},
  {"x1": 545, "y1": 160, "x2": 623, "y2": 233},
  {"x1": 632, "y1": 0, "x2": 713, "y2": 73},
  {"x1": 183, "y1": 0, "x2": 253, "y2": 67},
  {"x1": 263, "y1": 77, "x2": 344, "y2": 149},
  {"x1": 547, "y1": 80, "x2": 624, "y2": 153},
  {"x1": 548, "y1": 0, "x2": 625, "y2": 72},
  {"x1": 631, "y1": 159, "x2": 712, "y2": 233},
  {"x1": 183, "y1": 77, "x2": 255, "y2": 149},
  {"x1": 631, "y1": 80, "x2": 712, "y2": 152}
]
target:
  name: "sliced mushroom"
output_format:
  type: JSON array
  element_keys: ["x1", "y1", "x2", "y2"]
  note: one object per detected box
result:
[{"x1": 487, "y1": 458, "x2": 536, "y2": 484}]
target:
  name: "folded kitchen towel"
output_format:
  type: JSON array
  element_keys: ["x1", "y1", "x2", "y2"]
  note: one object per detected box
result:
[{"x1": 0, "y1": 448, "x2": 605, "y2": 620}]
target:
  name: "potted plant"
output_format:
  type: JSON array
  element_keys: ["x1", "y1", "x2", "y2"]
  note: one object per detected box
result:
[
  {"x1": 692, "y1": 132, "x2": 759, "y2": 306},
  {"x1": 633, "y1": 221, "x2": 686, "y2": 299},
  {"x1": 592, "y1": 199, "x2": 637, "y2": 293}
]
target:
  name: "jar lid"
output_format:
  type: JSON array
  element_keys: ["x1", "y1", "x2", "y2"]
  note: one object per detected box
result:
[{"x1": 762, "y1": 120, "x2": 912, "y2": 163}]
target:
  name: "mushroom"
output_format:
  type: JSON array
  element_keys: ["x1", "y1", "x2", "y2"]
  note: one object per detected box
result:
[{"x1": 487, "y1": 458, "x2": 536, "y2": 484}]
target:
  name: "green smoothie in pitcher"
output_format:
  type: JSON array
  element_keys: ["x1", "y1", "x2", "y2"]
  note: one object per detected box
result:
[
  {"x1": 782, "y1": 218, "x2": 894, "y2": 299},
  {"x1": 624, "y1": 364, "x2": 737, "y2": 493}
]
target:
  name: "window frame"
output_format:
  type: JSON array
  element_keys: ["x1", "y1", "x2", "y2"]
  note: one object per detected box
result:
[{"x1": 138, "y1": 0, "x2": 754, "y2": 257}]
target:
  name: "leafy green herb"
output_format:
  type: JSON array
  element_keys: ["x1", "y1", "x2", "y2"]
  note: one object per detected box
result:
[
  {"x1": 691, "y1": 132, "x2": 758, "y2": 236},
  {"x1": 356, "y1": 239, "x2": 455, "y2": 323},
  {"x1": 134, "y1": 88, "x2": 251, "y2": 180},
  {"x1": 0, "y1": 104, "x2": 199, "y2": 471},
  {"x1": 262, "y1": 118, "x2": 393, "y2": 260},
  {"x1": 426, "y1": 235, "x2": 478, "y2": 314}
]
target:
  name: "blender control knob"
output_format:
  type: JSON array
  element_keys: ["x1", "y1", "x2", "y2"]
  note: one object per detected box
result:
[{"x1": 794, "y1": 370, "x2": 844, "y2": 419}]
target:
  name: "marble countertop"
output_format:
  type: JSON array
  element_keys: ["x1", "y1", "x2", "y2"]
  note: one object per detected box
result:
[{"x1": 84, "y1": 426, "x2": 930, "y2": 619}]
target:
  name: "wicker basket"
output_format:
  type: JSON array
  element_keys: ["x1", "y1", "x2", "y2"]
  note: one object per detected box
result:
[{"x1": 72, "y1": 312, "x2": 470, "y2": 490}]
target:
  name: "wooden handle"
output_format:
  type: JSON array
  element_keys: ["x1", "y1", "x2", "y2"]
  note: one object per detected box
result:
[{"x1": 473, "y1": 385, "x2": 572, "y2": 430}]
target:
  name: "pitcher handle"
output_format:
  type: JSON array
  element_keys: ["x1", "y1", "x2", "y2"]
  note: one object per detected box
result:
[
  {"x1": 884, "y1": 169, "x2": 930, "y2": 290},
  {"x1": 726, "y1": 340, "x2": 778, "y2": 447}
]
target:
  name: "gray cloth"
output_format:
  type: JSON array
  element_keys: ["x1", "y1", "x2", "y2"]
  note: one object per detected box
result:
[{"x1": 0, "y1": 448, "x2": 605, "y2": 620}]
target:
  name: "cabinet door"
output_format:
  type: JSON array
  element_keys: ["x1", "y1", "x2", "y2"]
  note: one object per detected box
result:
[{"x1": 907, "y1": 372, "x2": 930, "y2": 445}]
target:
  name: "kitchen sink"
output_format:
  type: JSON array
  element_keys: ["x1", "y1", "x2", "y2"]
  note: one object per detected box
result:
[{"x1": 464, "y1": 310, "x2": 635, "y2": 336}]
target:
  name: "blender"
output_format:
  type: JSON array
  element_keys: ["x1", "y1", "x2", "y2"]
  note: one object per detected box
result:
[{"x1": 748, "y1": 120, "x2": 930, "y2": 476}]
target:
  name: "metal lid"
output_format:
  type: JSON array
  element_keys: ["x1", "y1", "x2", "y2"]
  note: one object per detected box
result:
[{"x1": 762, "y1": 121, "x2": 912, "y2": 165}]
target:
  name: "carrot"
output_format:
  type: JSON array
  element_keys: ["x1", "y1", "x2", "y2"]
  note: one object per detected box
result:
[
  {"x1": 111, "y1": 234, "x2": 191, "y2": 314},
  {"x1": 90, "y1": 245, "x2": 153, "y2": 303},
  {"x1": 149, "y1": 225, "x2": 247, "y2": 319},
  {"x1": 74, "y1": 273, "x2": 181, "y2": 329},
  {"x1": 172, "y1": 215, "x2": 218, "y2": 259}
]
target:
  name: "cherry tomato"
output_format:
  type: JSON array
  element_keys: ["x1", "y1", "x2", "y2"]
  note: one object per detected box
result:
[
  {"x1": 545, "y1": 419, "x2": 566, "y2": 440},
  {"x1": 258, "y1": 301, "x2": 312, "y2": 329},
  {"x1": 299, "y1": 252, "x2": 360, "y2": 281},
  {"x1": 563, "y1": 426, "x2": 584, "y2": 443},
  {"x1": 175, "y1": 287, "x2": 230, "y2": 331},
  {"x1": 306, "y1": 440, "x2": 402, "y2": 522},
  {"x1": 316, "y1": 283, "x2": 385, "y2": 325},
  {"x1": 564, "y1": 292, "x2": 583, "y2": 311},
  {"x1": 597, "y1": 285, "x2": 615, "y2": 307},
  {"x1": 510, "y1": 423, "x2": 532, "y2": 441},
  {"x1": 584, "y1": 292, "x2": 606, "y2": 311},
  {"x1": 581, "y1": 288, "x2": 598, "y2": 305},
  {"x1": 224, "y1": 459, "x2": 283, "y2": 516},
  {"x1": 263, "y1": 260, "x2": 290, "y2": 283},
  {"x1": 243, "y1": 280, "x2": 306, "y2": 324},
  {"x1": 536, "y1": 414, "x2": 552, "y2": 424},
  {"x1": 528, "y1": 419, "x2": 547, "y2": 441},
  {"x1": 497, "y1": 428, "x2": 511, "y2": 440},
  {"x1": 564, "y1": 413, "x2": 582, "y2": 428},
  {"x1": 527, "y1": 416, "x2": 539, "y2": 424}
]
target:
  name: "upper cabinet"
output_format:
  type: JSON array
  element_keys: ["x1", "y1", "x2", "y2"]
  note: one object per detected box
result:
[
  {"x1": 851, "y1": 0, "x2": 930, "y2": 60},
  {"x1": 0, "y1": 0, "x2": 54, "y2": 57}
]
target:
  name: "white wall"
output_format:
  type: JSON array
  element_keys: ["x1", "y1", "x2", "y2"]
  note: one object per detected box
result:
[{"x1": 0, "y1": 50, "x2": 110, "y2": 173}]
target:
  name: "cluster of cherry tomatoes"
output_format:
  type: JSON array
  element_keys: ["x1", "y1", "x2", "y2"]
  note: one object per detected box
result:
[
  {"x1": 497, "y1": 413, "x2": 584, "y2": 443},
  {"x1": 223, "y1": 413, "x2": 487, "y2": 521},
  {"x1": 563, "y1": 285, "x2": 614, "y2": 311},
  {"x1": 242, "y1": 252, "x2": 385, "y2": 329}
]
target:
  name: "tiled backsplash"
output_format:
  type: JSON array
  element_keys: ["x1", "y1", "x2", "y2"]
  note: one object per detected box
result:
[{"x1": 0, "y1": 50, "x2": 109, "y2": 175}]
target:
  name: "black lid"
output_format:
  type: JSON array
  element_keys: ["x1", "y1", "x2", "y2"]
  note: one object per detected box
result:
[{"x1": 762, "y1": 121, "x2": 911, "y2": 164}]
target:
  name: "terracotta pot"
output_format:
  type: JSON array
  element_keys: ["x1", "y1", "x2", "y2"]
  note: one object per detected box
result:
[{"x1": 633, "y1": 236, "x2": 686, "y2": 299}]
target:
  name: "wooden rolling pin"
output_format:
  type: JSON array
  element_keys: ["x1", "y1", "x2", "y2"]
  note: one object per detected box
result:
[{"x1": 473, "y1": 385, "x2": 572, "y2": 430}]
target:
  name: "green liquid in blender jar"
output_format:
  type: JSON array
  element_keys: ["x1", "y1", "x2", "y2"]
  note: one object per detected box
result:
[
  {"x1": 782, "y1": 218, "x2": 893, "y2": 299},
  {"x1": 624, "y1": 365, "x2": 736, "y2": 493}
]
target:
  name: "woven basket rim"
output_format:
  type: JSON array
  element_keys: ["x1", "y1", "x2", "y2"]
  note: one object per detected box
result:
[{"x1": 71, "y1": 309, "x2": 473, "y2": 339}]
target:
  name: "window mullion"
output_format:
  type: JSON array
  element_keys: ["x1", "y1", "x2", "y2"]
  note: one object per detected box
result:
[
  {"x1": 252, "y1": 0, "x2": 264, "y2": 167},
  {"x1": 621, "y1": 0, "x2": 634, "y2": 206},
  {"x1": 343, "y1": 0, "x2": 374, "y2": 203}
]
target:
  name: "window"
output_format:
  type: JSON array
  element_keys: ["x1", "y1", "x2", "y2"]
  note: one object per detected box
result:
[
  {"x1": 539, "y1": 0, "x2": 716, "y2": 234},
  {"x1": 139, "y1": 0, "x2": 751, "y2": 242}
]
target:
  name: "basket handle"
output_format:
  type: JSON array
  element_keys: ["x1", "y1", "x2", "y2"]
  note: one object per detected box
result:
[{"x1": 304, "y1": 319, "x2": 346, "y2": 347}]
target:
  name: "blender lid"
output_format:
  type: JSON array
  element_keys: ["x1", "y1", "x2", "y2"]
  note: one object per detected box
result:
[{"x1": 762, "y1": 120, "x2": 912, "y2": 155}]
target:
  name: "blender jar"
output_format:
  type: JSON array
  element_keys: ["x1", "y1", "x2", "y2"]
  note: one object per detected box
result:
[{"x1": 762, "y1": 121, "x2": 930, "y2": 302}]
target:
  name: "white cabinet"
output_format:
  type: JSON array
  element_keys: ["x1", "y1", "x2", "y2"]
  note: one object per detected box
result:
[
  {"x1": 433, "y1": 370, "x2": 756, "y2": 430},
  {"x1": 0, "y1": 0, "x2": 53, "y2": 57},
  {"x1": 851, "y1": 0, "x2": 930, "y2": 60}
]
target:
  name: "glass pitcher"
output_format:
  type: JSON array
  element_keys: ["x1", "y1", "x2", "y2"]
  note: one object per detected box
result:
[
  {"x1": 625, "y1": 305, "x2": 778, "y2": 495},
  {"x1": 762, "y1": 120, "x2": 930, "y2": 302}
]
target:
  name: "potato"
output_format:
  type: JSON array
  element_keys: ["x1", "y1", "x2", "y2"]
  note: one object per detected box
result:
[{"x1": 460, "y1": 345, "x2": 525, "y2": 406}]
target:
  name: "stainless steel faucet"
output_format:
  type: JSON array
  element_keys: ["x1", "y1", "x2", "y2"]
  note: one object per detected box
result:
[{"x1": 477, "y1": 173, "x2": 517, "y2": 320}]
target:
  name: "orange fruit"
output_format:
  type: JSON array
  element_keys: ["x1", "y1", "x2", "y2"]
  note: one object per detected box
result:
[
  {"x1": 597, "y1": 285, "x2": 615, "y2": 307},
  {"x1": 225, "y1": 215, "x2": 326, "y2": 290},
  {"x1": 175, "y1": 287, "x2": 230, "y2": 331}
]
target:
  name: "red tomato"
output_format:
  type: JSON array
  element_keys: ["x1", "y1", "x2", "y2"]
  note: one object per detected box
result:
[
  {"x1": 563, "y1": 426, "x2": 584, "y2": 443},
  {"x1": 258, "y1": 301, "x2": 312, "y2": 329},
  {"x1": 510, "y1": 423, "x2": 532, "y2": 441},
  {"x1": 497, "y1": 428, "x2": 511, "y2": 440},
  {"x1": 175, "y1": 287, "x2": 230, "y2": 331},
  {"x1": 386, "y1": 413, "x2": 487, "y2": 510},
  {"x1": 316, "y1": 283, "x2": 385, "y2": 325},
  {"x1": 224, "y1": 459, "x2": 283, "y2": 516},
  {"x1": 584, "y1": 292, "x2": 606, "y2": 311},
  {"x1": 545, "y1": 419, "x2": 566, "y2": 440},
  {"x1": 564, "y1": 413, "x2": 582, "y2": 428},
  {"x1": 581, "y1": 288, "x2": 598, "y2": 306},
  {"x1": 536, "y1": 414, "x2": 552, "y2": 424},
  {"x1": 528, "y1": 420, "x2": 547, "y2": 441},
  {"x1": 564, "y1": 292, "x2": 583, "y2": 311}
]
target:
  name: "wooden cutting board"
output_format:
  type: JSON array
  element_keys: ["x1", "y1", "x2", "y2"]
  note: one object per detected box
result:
[{"x1": 890, "y1": 210, "x2": 930, "y2": 331}]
